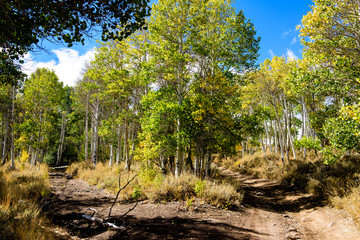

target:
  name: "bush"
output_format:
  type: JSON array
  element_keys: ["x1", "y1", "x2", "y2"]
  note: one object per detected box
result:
[{"x1": 293, "y1": 136, "x2": 321, "y2": 152}]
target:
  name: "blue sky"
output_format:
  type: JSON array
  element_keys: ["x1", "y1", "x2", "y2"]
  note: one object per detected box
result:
[
  {"x1": 23, "y1": 0, "x2": 314, "y2": 86},
  {"x1": 236, "y1": 0, "x2": 313, "y2": 63}
]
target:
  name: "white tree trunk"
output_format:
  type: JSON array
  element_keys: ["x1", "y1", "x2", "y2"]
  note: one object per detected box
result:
[
  {"x1": 109, "y1": 144, "x2": 113, "y2": 166},
  {"x1": 56, "y1": 111, "x2": 66, "y2": 165},
  {"x1": 10, "y1": 85, "x2": 15, "y2": 169},
  {"x1": 116, "y1": 124, "x2": 122, "y2": 165},
  {"x1": 84, "y1": 94, "x2": 89, "y2": 163}
]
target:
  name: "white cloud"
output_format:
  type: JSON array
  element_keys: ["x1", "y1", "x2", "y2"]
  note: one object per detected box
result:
[
  {"x1": 282, "y1": 27, "x2": 297, "y2": 38},
  {"x1": 290, "y1": 36, "x2": 297, "y2": 45},
  {"x1": 268, "y1": 49, "x2": 275, "y2": 58},
  {"x1": 22, "y1": 48, "x2": 95, "y2": 87},
  {"x1": 285, "y1": 49, "x2": 298, "y2": 60}
]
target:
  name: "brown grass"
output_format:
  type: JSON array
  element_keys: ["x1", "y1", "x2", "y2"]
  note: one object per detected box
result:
[
  {"x1": 0, "y1": 163, "x2": 55, "y2": 240},
  {"x1": 69, "y1": 161, "x2": 243, "y2": 209},
  {"x1": 331, "y1": 186, "x2": 360, "y2": 223},
  {"x1": 219, "y1": 151, "x2": 360, "y2": 226}
]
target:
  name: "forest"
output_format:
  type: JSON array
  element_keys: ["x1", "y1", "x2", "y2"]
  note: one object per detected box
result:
[{"x1": 1, "y1": 0, "x2": 360, "y2": 239}]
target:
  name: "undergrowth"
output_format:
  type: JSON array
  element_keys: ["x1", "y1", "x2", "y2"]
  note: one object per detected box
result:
[
  {"x1": 0, "y1": 163, "x2": 55, "y2": 240},
  {"x1": 218, "y1": 151, "x2": 360, "y2": 225},
  {"x1": 68, "y1": 162, "x2": 243, "y2": 209}
]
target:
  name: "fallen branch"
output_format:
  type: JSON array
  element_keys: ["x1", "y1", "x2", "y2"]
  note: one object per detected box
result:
[
  {"x1": 81, "y1": 214, "x2": 126, "y2": 230},
  {"x1": 49, "y1": 165, "x2": 69, "y2": 170},
  {"x1": 108, "y1": 173, "x2": 138, "y2": 217},
  {"x1": 120, "y1": 199, "x2": 139, "y2": 219}
]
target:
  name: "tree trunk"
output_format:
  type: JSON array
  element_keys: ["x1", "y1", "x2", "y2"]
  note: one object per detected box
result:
[
  {"x1": 109, "y1": 144, "x2": 113, "y2": 166},
  {"x1": 57, "y1": 111, "x2": 66, "y2": 166},
  {"x1": 90, "y1": 113, "x2": 94, "y2": 165},
  {"x1": 285, "y1": 102, "x2": 296, "y2": 160},
  {"x1": 205, "y1": 149, "x2": 212, "y2": 178},
  {"x1": 160, "y1": 155, "x2": 167, "y2": 174},
  {"x1": 124, "y1": 114, "x2": 130, "y2": 171},
  {"x1": 116, "y1": 124, "x2": 122, "y2": 165},
  {"x1": 92, "y1": 102, "x2": 100, "y2": 167},
  {"x1": 129, "y1": 122, "x2": 137, "y2": 167},
  {"x1": 194, "y1": 155, "x2": 200, "y2": 177},
  {"x1": 242, "y1": 141, "x2": 246, "y2": 158},
  {"x1": 10, "y1": 85, "x2": 15, "y2": 169},
  {"x1": 33, "y1": 112, "x2": 43, "y2": 165},
  {"x1": 0, "y1": 115, "x2": 3, "y2": 161},
  {"x1": 84, "y1": 94, "x2": 89, "y2": 163},
  {"x1": 2, "y1": 113, "x2": 9, "y2": 163},
  {"x1": 261, "y1": 135, "x2": 267, "y2": 157},
  {"x1": 265, "y1": 121, "x2": 273, "y2": 154},
  {"x1": 274, "y1": 105, "x2": 285, "y2": 168},
  {"x1": 175, "y1": 112, "x2": 183, "y2": 178}
]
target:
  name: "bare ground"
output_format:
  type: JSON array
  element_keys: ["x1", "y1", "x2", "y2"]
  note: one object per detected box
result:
[{"x1": 44, "y1": 168, "x2": 360, "y2": 240}]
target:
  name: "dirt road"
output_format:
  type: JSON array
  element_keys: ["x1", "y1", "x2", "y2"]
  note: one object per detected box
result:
[{"x1": 45, "y1": 168, "x2": 360, "y2": 239}]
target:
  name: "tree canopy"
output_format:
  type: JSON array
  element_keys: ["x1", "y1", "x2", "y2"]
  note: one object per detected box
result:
[{"x1": 0, "y1": 0, "x2": 151, "y2": 85}]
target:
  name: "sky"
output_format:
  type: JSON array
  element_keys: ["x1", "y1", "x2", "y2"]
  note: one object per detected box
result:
[{"x1": 22, "y1": 0, "x2": 314, "y2": 87}]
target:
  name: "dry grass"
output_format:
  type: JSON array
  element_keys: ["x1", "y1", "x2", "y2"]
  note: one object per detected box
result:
[
  {"x1": 219, "y1": 151, "x2": 360, "y2": 226},
  {"x1": 69, "y1": 161, "x2": 243, "y2": 209},
  {"x1": 331, "y1": 186, "x2": 360, "y2": 224},
  {"x1": 68, "y1": 162, "x2": 140, "y2": 200},
  {"x1": 0, "y1": 163, "x2": 55, "y2": 240}
]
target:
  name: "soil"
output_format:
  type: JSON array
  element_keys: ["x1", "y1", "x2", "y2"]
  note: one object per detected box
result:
[{"x1": 44, "y1": 167, "x2": 360, "y2": 240}]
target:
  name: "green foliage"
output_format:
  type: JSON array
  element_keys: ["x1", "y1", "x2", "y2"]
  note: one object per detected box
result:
[
  {"x1": 0, "y1": 0, "x2": 150, "y2": 85},
  {"x1": 324, "y1": 116, "x2": 360, "y2": 152},
  {"x1": 131, "y1": 185, "x2": 142, "y2": 200},
  {"x1": 293, "y1": 137, "x2": 321, "y2": 151},
  {"x1": 320, "y1": 146, "x2": 341, "y2": 166},
  {"x1": 194, "y1": 180, "x2": 206, "y2": 197}
]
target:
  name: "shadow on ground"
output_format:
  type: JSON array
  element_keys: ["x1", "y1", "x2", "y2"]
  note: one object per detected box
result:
[{"x1": 220, "y1": 168, "x2": 325, "y2": 213}]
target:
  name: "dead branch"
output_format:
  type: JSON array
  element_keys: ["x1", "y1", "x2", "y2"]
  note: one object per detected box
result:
[
  {"x1": 108, "y1": 173, "x2": 138, "y2": 217},
  {"x1": 81, "y1": 214, "x2": 126, "y2": 230}
]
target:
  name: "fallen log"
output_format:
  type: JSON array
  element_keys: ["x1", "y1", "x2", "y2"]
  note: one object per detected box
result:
[
  {"x1": 81, "y1": 214, "x2": 126, "y2": 230},
  {"x1": 49, "y1": 165, "x2": 69, "y2": 170}
]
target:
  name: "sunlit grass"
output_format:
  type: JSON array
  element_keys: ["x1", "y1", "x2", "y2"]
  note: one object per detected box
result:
[
  {"x1": 219, "y1": 151, "x2": 360, "y2": 226},
  {"x1": 0, "y1": 163, "x2": 55, "y2": 240},
  {"x1": 69, "y1": 161, "x2": 243, "y2": 209}
]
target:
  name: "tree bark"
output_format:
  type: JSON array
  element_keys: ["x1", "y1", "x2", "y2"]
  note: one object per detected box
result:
[
  {"x1": 92, "y1": 101, "x2": 100, "y2": 167},
  {"x1": 274, "y1": 104, "x2": 285, "y2": 168},
  {"x1": 175, "y1": 110, "x2": 183, "y2": 178},
  {"x1": 205, "y1": 149, "x2": 212, "y2": 178},
  {"x1": 109, "y1": 144, "x2": 113, "y2": 166},
  {"x1": 2, "y1": 112, "x2": 9, "y2": 163},
  {"x1": 57, "y1": 111, "x2": 66, "y2": 166},
  {"x1": 84, "y1": 93, "x2": 89, "y2": 163},
  {"x1": 124, "y1": 114, "x2": 130, "y2": 171},
  {"x1": 10, "y1": 85, "x2": 15, "y2": 169},
  {"x1": 116, "y1": 124, "x2": 122, "y2": 165}
]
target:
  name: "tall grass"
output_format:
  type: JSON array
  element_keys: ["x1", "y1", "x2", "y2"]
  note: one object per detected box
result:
[
  {"x1": 0, "y1": 163, "x2": 55, "y2": 240},
  {"x1": 68, "y1": 161, "x2": 243, "y2": 209}
]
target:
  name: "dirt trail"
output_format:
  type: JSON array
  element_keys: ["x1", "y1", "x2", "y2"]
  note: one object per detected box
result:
[
  {"x1": 46, "y1": 168, "x2": 360, "y2": 239},
  {"x1": 220, "y1": 167, "x2": 360, "y2": 240}
]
